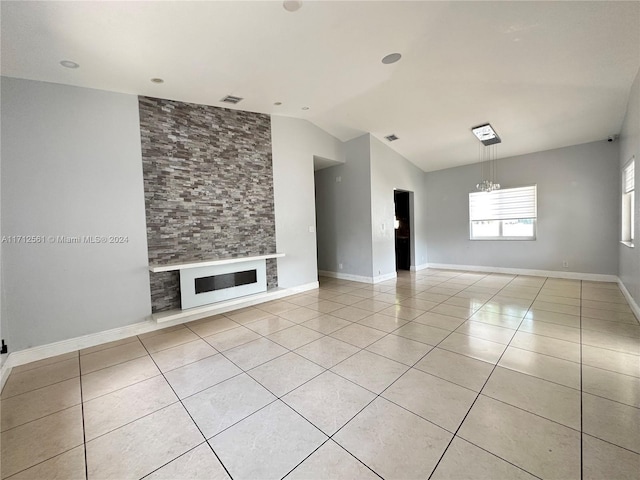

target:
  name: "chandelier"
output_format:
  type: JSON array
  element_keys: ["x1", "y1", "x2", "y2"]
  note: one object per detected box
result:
[
  {"x1": 476, "y1": 179, "x2": 500, "y2": 193},
  {"x1": 472, "y1": 123, "x2": 501, "y2": 192}
]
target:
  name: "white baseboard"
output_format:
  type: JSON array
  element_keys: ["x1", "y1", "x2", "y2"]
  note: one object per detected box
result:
[
  {"x1": 319, "y1": 270, "x2": 397, "y2": 284},
  {"x1": 426, "y1": 263, "x2": 619, "y2": 283},
  {"x1": 373, "y1": 272, "x2": 398, "y2": 283},
  {"x1": 617, "y1": 280, "x2": 640, "y2": 323},
  {"x1": 318, "y1": 270, "x2": 372, "y2": 283},
  {"x1": 410, "y1": 263, "x2": 429, "y2": 272},
  {"x1": 0, "y1": 354, "x2": 10, "y2": 393},
  {"x1": 0, "y1": 281, "x2": 319, "y2": 390}
]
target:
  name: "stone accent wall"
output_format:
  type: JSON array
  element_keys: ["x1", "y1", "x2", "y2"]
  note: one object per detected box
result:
[{"x1": 139, "y1": 96, "x2": 277, "y2": 312}]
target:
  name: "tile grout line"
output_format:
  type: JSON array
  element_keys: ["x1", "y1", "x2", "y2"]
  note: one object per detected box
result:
[
  {"x1": 230, "y1": 273, "x2": 639, "y2": 471},
  {"x1": 0, "y1": 373, "x2": 80, "y2": 402},
  {"x1": 3, "y1": 272, "x2": 634, "y2": 479},
  {"x1": 425, "y1": 274, "x2": 550, "y2": 480},
  {"x1": 7, "y1": 353, "x2": 80, "y2": 376},
  {"x1": 135, "y1": 338, "x2": 236, "y2": 480},
  {"x1": 252, "y1": 277, "x2": 636, "y2": 473},
  {"x1": 580, "y1": 280, "x2": 584, "y2": 480},
  {"x1": 255, "y1": 273, "x2": 490, "y2": 477},
  {"x1": 306, "y1": 273, "x2": 531, "y2": 477},
  {"x1": 78, "y1": 352, "x2": 89, "y2": 480},
  {"x1": 0, "y1": 357, "x2": 86, "y2": 479},
  {"x1": 177, "y1": 299, "x2": 378, "y2": 479}
]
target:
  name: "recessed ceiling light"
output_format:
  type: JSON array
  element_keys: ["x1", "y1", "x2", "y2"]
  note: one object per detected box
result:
[
  {"x1": 283, "y1": 1, "x2": 302, "y2": 12},
  {"x1": 60, "y1": 60, "x2": 79, "y2": 69},
  {"x1": 274, "y1": 102, "x2": 282, "y2": 106},
  {"x1": 301, "y1": 106, "x2": 310, "y2": 110},
  {"x1": 471, "y1": 123, "x2": 501, "y2": 146},
  {"x1": 150, "y1": 78, "x2": 164, "y2": 84},
  {"x1": 381, "y1": 53, "x2": 402, "y2": 65},
  {"x1": 385, "y1": 134, "x2": 399, "y2": 142}
]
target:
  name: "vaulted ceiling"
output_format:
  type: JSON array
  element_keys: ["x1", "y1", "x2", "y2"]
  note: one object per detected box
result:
[{"x1": 2, "y1": 1, "x2": 639, "y2": 171}]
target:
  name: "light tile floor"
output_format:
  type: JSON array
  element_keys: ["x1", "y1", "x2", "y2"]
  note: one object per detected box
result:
[{"x1": 1, "y1": 270, "x2": 639, "y2": 479}]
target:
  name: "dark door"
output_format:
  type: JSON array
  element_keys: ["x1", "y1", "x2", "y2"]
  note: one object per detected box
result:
[{"x1": 394, "y1": 190, "x2": 411, "y2": 271}]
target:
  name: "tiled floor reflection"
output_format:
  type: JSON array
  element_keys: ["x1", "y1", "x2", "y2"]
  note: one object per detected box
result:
[{"x1": 1, "y1": 270, "x2": 639, "y2": 479}]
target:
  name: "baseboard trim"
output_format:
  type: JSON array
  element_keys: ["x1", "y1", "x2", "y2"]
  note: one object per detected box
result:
[
  {"x1": 318, "y1": 270, "x2": 397, "y2": 284},
  {"x1": 0, "y1": 281, "x2": 319, "y2": 387},
  {"x1": 0, "y1": 355, "x2": 10, "y2": 393},
  {"x1": 617, "y1": 280, "x2": 640, "y2": 323},
  {"x1": 373, "y1": 272, "x2": 398, "y2": 283},
  {"x1": 410, "y1": 263, "x2": 429, "y2": 272},
  {"x1": 426, "y1": 263, "x2": 619, "y2": 283},
  {"x1": 318, "y1": 270, "x2": 373, "y2": 283}
]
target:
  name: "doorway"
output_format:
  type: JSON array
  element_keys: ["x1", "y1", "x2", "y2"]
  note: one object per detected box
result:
[{"x1": 394, "y1": 190, "x2": 411, "y2": 271}]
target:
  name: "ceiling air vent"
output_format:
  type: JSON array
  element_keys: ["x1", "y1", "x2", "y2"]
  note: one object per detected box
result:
[
  {"x1": 220, "y1": 95, "x2": 243, "y2": 105},
  {"x1": 385, "y1": 134, "x2": 399, "y2": 142}
]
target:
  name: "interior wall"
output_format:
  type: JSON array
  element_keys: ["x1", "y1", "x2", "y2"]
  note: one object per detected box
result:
[
  {"x1": 619, "y1": 68, "x2": 640, "y2": 305},
  {"x1": 0, "y1": 105, "x2": 4, "y2": 365},
  {"x1": 370, "y1": 135, "x2": 428, "y2": 277},
  {"x1": 425, "y1": 140, "x2": 620, "y2": 275},
  {"x1": 270, "y1": 116, "x2": 343, "y2": 288},
  {"x1": 139, "y1": 97, "x2": 277, "y2": 312},
  {"x1": 0, "y1": 77, "x2": 152, "y2": 351},
  {"x1": 315, "y1": 134, "x2": 374, "y2": 279}
]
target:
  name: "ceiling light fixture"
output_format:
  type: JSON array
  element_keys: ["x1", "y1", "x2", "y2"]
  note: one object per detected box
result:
[
  {"x1": 385, "y1": 134, "x2": 399, "y2": 142},
  {"x1": 472, "y1": 123, "x2": 501, "y2": 146},
  {"x1": 283, "y1": 1, "x2": 302, "y2": 12},
  {"x1": 472, "y1": 123, "x2": 501, "y2": 192},
  {"x1": 381, "y1": 53, "x2": 402, "y2": 65},
  {"x1": 150, "y1": 78, "x2": 164, "y2": 84},
  {"x1": 60, "y1": 60, "x2": 79, "y2": 69}
]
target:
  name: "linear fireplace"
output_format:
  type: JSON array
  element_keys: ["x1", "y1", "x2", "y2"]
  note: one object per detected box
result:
[
  {"x1": 194, "y1": 269, "x2": 258, "y2": 294},
  {"x1": 179, "y1": 258, "x2": 268, "y2": 309},
  {"x1": 148, "y1": 253, "x2": 284, "y2": 312}
]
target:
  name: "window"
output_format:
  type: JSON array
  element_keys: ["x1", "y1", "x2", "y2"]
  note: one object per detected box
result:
[
  {"x1": 469, "y1": 185, "x2": 537, "y2": 240},
  {"x1": 622, "y1": 159, "x2": 635, "y2": 246}
]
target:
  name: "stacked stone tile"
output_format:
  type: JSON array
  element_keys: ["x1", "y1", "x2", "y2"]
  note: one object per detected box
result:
[{"x1": 139, "y1": 96, "x2": 277, "y2": 312}]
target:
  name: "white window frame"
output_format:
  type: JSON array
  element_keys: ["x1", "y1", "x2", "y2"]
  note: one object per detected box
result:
[
  {"x1": 621, "y1": 158, "x2": 635, "y2": 248},
  {"x1": 469, "y1": 185, "x2": 537, "y2": 241}
]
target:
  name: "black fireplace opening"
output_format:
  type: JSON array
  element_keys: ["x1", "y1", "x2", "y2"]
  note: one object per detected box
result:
[{"x1": 195, "y1": 269, "x2": 258, "y2": 294}]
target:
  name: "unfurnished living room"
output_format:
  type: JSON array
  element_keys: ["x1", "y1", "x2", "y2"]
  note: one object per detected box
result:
[{"x1": 0, "y1": 1, "x2": 639, "y2": 479}]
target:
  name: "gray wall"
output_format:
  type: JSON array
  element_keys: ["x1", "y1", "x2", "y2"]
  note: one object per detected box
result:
[
  {"x1": 271, "y1": 116, "x2": 343, "y2": 288},
  {"x1": 315, "y1": 134, "x2": 374, "y2": 278},
  {"x1": 425, "y1": 140, "x2": 620, "y2": 275},
  {"x1": 0, "y1": 77, "x2": 151, "y2": 351},
  {"x1": 370, "y1": 136, "x2": 428, "y2": 276},
  {"x1": 0, "y1": 106, "x2": 4, "y2": 365},
  {"x1": 139, "y1": 97, "x2": 276, "y2": 312},
  {"x1": 619, "y1": 68, "x2": 640, "y2": 304}
]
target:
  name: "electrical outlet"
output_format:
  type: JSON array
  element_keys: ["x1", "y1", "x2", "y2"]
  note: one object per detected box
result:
[
  {"x1": 562, "y1": 260, "x2": 569, "y2": 268},
  {"x1": 336, "y1": 176, "x2": 342, "y2": 183},
  {"x1": 339, "y1": 263, "x2": 343, "y2": 269}
]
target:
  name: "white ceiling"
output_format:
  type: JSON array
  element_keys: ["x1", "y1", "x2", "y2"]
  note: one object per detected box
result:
[{"x1": 2, "y1": 1, "x2": 639, "y2": 172}]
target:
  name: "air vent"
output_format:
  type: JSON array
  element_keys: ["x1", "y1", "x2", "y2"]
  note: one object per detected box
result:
[
  {"x1": 221, "y1": 95, "x2": 243, "y2": 104},
  {"x1": 385, "y1": 134, "x2": 399, "y2": 142}
]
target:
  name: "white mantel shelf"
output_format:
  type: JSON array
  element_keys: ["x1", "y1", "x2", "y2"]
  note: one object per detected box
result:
[{"x1": 148, "y1": 253, "x2": 285, "y2": 273}]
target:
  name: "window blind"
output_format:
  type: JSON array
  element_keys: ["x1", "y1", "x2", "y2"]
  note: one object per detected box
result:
[
  {"x1": 624, "y1": 161, "x2": 635, "y2": 193},
  {"x1": 469, "y1": 185, "x2": 537, "y2": 221}
]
